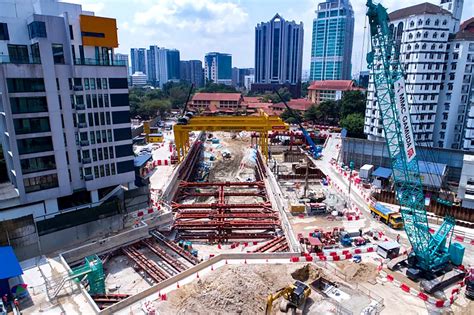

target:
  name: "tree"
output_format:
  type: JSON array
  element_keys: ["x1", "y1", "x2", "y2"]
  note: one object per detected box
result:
[
  {"x1": 304, "y1": 105, "x2": 321, "y2": 123},
  {"x1": 340, "y1": 113, "x2": 365, "y2": 138},
  {"x1": 200, "y1": 82, "x2": 237, "y2": 93},
  {"x1": 262, "y1": 88, "x2": 291, "y2": 103},
  {"x1": 317, "y1": 100, "x2": 340, "y2": 124},
  {"x1": 137, "y1": 99, "x2": 171, "y2": 120},
  {"x1": 301, "y1": 82, "x2": 310, "y2": 98},
  {"x1": 340, "y1": 90, "x2": 366, "y2": 118},
  {"x1": 280, "y1": 108, "x2": 302, "y2": 124}
]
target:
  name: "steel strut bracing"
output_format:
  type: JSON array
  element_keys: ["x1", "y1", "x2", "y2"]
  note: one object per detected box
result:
[
  {"x1": 141, "y1": 238, "x2": 188, "y2": 273},
  {"x1": 252, "y1": 236, "x2": 287, "y2": 253},
  {"x1": 150, "y1": 230, "x2": 201, "y2": 265},
  {"x1": 121, "y1": 246, "x2": 169, "y2": 283}
]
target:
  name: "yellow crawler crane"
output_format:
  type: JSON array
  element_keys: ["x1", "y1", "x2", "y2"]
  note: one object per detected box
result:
[{"x1": 265, "y1": 281, "x2": 311, "y2": 315}]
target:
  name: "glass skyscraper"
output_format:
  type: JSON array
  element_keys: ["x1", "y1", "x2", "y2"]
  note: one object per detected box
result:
[
  {"x1": 204, "y1": 52, "x2": 232, "y2": 85},
  {"x1": 310, "y1": 0, "x2": 354, "y2": 81}
]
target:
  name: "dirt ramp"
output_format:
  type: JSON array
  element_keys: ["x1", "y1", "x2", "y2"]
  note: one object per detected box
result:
[{"x1": 290, "y1": 264, "x2": 323, "y2": 282}]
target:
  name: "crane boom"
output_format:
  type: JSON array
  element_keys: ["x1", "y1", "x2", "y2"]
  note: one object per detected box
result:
[{"x1": 366, "y1": 0, "x2": 455, "y2": 272}]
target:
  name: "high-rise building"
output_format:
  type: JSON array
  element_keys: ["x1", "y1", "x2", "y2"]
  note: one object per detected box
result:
[
  {"x1": 131, "y1": 72, "x2": 147, "y2": 86},
  {"x1": 309, "y1": 0, "x2": 354, "y2": 81},
  {"x1": 364, "y1": 2, "x2": 462, "y2": 148},
  {"x1": 147, "y1": 46, "x2": 180, "y2": 87},
  {"x1": 180, "y1": 60, "x2": 204, "y2": 88},
  {"x1": 254, "y1": 14, "x2": 304, "y2": 87},
  {"x1": 114, "y1": 53, "x2": 130, "y2": 75},
  {"x1": 0, "y1": 1, "x2": 135, "y2": 220},
  {"x1": 130, "y1": 48, "x2": 147, "y2": 75},
  {"x1": 232, "y1": 68, "x2": 254, "y2": 88},
  {"x1": 204, "y1": 52, "x2": 232, "y2": 85}
]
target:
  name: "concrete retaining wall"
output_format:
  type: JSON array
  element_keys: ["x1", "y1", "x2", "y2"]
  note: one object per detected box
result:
[
  {"x1": 39, "y1": 214, "x2": 125, "y2": 258},
  {"x1": 99, "y1": 252, "x2": 298, "y2": 315},
  {"x1": 60, "y1": 222, "x2": 149, "y2": 265}
]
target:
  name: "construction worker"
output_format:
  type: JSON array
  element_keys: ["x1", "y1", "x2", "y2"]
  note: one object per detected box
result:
[
  {"x1": 396, "y1": 234, "x2": 401, "y2": 243},
  {"x1": 13, "y1": 298, "x2": 19, "y2": 313},
  {"x1": 2, "y1": 294, "x2": 7, "y2": 306}
]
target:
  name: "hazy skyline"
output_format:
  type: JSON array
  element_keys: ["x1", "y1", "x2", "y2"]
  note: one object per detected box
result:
[{"x1": 67, "y1": 0, "x2": 474, "y2": 76}]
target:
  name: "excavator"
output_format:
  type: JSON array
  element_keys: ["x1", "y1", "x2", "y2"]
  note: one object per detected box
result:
[{"x1": 265, "y1": 281, "x2": 311, "y2": 315}]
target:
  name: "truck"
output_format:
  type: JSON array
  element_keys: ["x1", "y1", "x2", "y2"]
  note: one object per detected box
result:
[
  {"x1": 369, "y1": 202, "x2": 404, "y2": 229},
  {"x1": 359, "y1": 164, "x2": 374, "y2": 180}
]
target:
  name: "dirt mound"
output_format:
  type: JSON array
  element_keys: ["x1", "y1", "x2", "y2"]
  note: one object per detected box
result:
[
  {"x1": 163, "y1": 264, "x2": 295, "y2": 315},
  {"x1": 291, "y1": 264, "x2": 323, "y2": 282},
  {"x1": 339, "y1": 262, "x2": 378, "y2": 283}
]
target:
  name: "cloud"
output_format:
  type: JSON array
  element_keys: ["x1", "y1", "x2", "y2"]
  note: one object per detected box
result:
[{"x1": 133, "y1": 0, "x2": 249, "y2": 35}]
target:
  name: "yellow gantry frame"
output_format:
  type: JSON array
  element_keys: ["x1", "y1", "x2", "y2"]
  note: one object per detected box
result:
[{"x1": 173, "y1": 110, "x2": 289, "y2": 162}]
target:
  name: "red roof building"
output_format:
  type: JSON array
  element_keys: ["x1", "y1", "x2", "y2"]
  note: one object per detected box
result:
[
  {"x1": 189, "y1": 93, "x2": 245, "y2": 113},
  {"x1": 307, "y1": 80, "x2": 363, "y2": 105},
  {"x1": 271, "y1": 98, "x2": 313, "y2": 114}
]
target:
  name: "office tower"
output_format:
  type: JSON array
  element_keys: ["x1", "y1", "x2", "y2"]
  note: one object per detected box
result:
[
  {"x1": 130, "y1": 48, "x2": 147, "y2": 75},
  {"x1": 180, "y1": 60, "x2": 204, "y2": 88},
  {"x1": 254, "y1": 14, "x2": 304, "y2": 87},
  {"x1": 147, "y1": 46, "x2": 180, "y2": 87},
  {"x1": 232, "y1": 68, "x2": 255, "y2": 88},
  {"x1": 204, "y1": 52, "x2": 232, "y2": 85},
  {"x1": 114, "y1": 53, "x2": 130, "y2": 75},
  {"x1": 364, "y1": 1, "x2": 468, "y2": 150},
  {"x1": 309, "y1": 0, "x2": 354, "y2": 81},
  {"x1": 0, "y1": 0, "x2": 135, "y2": 220}
]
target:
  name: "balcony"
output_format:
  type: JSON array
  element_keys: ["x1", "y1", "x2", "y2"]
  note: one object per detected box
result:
[
  {"x1": 82, "y1": 157, "x2": 91, "y2": 164},
  {"x1": 84, "y1": 174, "x2": 93, "y2": 181},
  {"x1": 76, "y1": 104, "x2": 86, "y2": 111},
  {"x1": 0, "y1": 55, "x2": 41, "y2": 65},
  {"x1": 80, "y1": 140, "x2": 90, "y2": 146},
  {"x1": 78, "y1": 122, "x2": 87, "y2": 129},
  {"x1": 74, "y1": 58, "x2": 126, "y2": 67}
]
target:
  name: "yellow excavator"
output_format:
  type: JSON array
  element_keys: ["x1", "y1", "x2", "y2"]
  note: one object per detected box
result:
[{"x1": 265, "y1": 281, "x2": 311, "y2": 314}]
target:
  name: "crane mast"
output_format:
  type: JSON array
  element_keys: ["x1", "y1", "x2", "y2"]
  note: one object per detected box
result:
[{"x1": 366, "y1": 0, "x2": 455, "y2": 272}]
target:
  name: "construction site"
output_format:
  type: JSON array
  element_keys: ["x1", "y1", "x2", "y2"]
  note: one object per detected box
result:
[{"x1": 4, "y1": 1, "x2": 474, "y2": 315}]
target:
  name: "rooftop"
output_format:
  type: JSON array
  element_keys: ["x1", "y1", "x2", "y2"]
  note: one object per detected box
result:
[
  {"x1": 272, "y1": 98, "x2": 313, "y2": 111},
  {"x1": 192, "y1": 93, "x2": 242, "y2": 102},
  {"x1": 455, "y1": 18, "x2": 474, "y2": 40},
  {"x1": 389, "y1": 2, "x2": 451, "y2": 21},
  {"x1": 308, "y1": 80, "x2": 355, "y2": 91}
]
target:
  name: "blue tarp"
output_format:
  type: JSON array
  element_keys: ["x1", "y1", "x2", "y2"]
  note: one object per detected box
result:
[
  {"x1": 0, "y1": 246, "x2": 22, "y2": 280},
  {"x1": 373, "y1": 167, "x2": 392, "y2": 179},
  {"x1": 418, "y1": 160, "x2": 446, "y2": 176},
  {"x1": 134, "y1": 154, "x2": 153, "y2": 168}
]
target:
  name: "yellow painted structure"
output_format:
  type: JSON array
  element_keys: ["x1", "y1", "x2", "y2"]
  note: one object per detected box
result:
[
  {"x1": 173, "y1": 111, "x2": 288, "y2": 162},
  {"x1": 80, "y1": 15, "x2": 118, "y2": 48},
  {"x1": 148, "y1": 134, "x2": 164, "y2": 143}
]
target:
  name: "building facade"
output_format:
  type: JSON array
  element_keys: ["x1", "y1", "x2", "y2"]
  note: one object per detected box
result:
[
  {"x1": 131, "y1": 71, "x2": 147, "y2": 86},
  {"x1": 0, "y1": 0, "x2": 135, "y2": 219},
  {"x1": 308, "y1": 80, "x2": 362, "y2": 105},
  {"x1": 130, "y1": 48, "x2": 147, "y2": 76},
  {"x1": 180, "y1": 60, "x2": 204, "y2": 88},
  {"x1": 254, "y1": 14, "x2": 304, "y2": 86},
  {"x1": 114, "y1": 53, "x2": 130, "y2": 76},
  {"x1": 147, "y1": 46, "x2": 180, "y2": 88},
  {"x1": 204, "y1": 52, "x2": 232, "y2": 85},
  {"x1": 364, "y1": 2, "x2": 462, "y2": 147},
  {"x1": 189, "y1": 93, "x2": 245, "y2": 113},
  {"x1": 309, "y1": 0, "x2": 354, "y2": 81}
]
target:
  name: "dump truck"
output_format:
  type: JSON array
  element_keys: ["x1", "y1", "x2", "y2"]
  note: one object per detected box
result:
[{"x1": 369, "y1": 203, "x2": 404, "y2": 229}]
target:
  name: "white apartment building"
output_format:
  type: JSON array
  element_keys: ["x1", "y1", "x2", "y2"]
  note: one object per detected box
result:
[
  {"x1": 364, "y1": 1, "x2": 463, "y2": 148},
  {"x1": 0, "y1": 0, "x2": 135, "y2": 220}
]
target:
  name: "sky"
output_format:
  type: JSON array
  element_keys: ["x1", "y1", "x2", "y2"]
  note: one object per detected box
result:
[{"x1": 68, "y1": 0, "x2": 473, "y2": 76}]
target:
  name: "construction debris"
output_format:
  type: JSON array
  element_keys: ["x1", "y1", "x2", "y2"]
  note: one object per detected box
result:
[{"x1": 336, "y1": 261, "x2": 378, "y2": 283}]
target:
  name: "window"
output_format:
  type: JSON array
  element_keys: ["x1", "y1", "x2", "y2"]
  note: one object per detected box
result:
[
  {"x1": 425, "y1": 19, "x2": 430, "y2": 26},
  {"x1": 92, "y1": 149, "x2": 97, "y2": 162},
  {"x1": 435, "y1": 19, "x2": 439, "y2": 26},
  {"x1": 440, "y1": 32, "x2": 445, "y2": 38},
  {"x1": 100, "y1": 165, "x2": 105, "y2": 177},
  {"x1": 92, "y1": 94, "x2": 97, "y2": 108},
  {"x1": 94, "y1": 166, "x2": 99, "y2": 178},
  {"x1": 109, "y1": 147, "x2": 114, "y2": 158},
  {"x1": 84, "y1": 78, "x2": 90, "y2": 90},
  {"x1": 96, "y1": 130, "x2": 101, "y2": 143},
  {"x1": 90, "y1": 131, "x2": 95, "y2": 144},
  {"x1": 90, "y1": 78, "x2": 96, "y2": 90},
  {"x1": 17, "y1": 136, "x2": 53, "y2": 154},
  {"x1": 111, "y1": 163, "x2": 116, "y2": 175},
  {"x1": 112, "y1": 111, "x2": 131, "y2": 124},
  {"x1": 433, "y1": 32, "x2": 437, "y2": 39},
  {"x1": 110, "y1": 94, "x2": 129, "y2": 107},
  {"x1": 97, "y1": 78, "x2": 102, "y2": 89},
  {"x1": 88, "y1": 113, "x2": 94, "y2": 126},
  {"x1": 69, "y1": 25, "x2": 74, "y2": 40},
  {"x1": 115, "y1": 144, "x2": 133, "y2": 158},
  {"x1": 416, "y1": 32, "x2": 421, "y2": 38},
  {"x1": 7, "y1": 78, "x2": 45, "y2": 93},
  {"x1": 408, "y1": 33, "x2": 413, "y2": 40},
  {"x1": 105, "y1": 164, "x2": 110, "y2": 176},
  {"x1": 113, "y1": 128, "x2": 132, "y2": 141},
  {"x1": 101, "y1": 129, "x2": 107, "y2": 143},
  {"x1": 52, "y1": 44, "x2": 65, "y2": 64},
  {"x1": 107, "y1": 129, "x2": 112, "y2": 141},
  {"x1": 14, "y1": 117, "x2": 50, "y2": 134},
  {"x1": 104, "y1": 94, "x2": 109, "y2": 107},
  {"x1": 28, "y1": 21, "x2": 47, "y2": 39},
  {"x1": 21, "y1": 155, "x2": 56, "y2": 174},
  {"x1": 98, "y1": 94, "x2": 103, "y2": 107},
  {"x1": 442, "y1": 19, "x2": 447, "y2": 25},
  {"x1": 0, "y1": 23, "x2": 9, "y2": 40},
  {"x1": 423, "y1": 32, "x2": 428, "y2": 38},
  {"x1": 117, "y1": 160, "x2": 134, "y2": 174},
  {"x1": 98, "y1": 148, "x2": 103, "y2": 160},
  {"x1": 10, "y1": 97, "x2": 48, "y2": 113},
  {"x1": 8, "y1": 45, "x2": 29, "y2": 63},
  {"x1": 23, "y1": 174, "x2": 58, "y2": 193},
  {"x1": 106, "y1": 112, "x2": 111, "y2": 125},
  {"x1": 30, "y1": 43, "x2": 41, "y2": 63},
  {"x1": 102, "y1": 78, "x2": 108, "y2": 89},
  {"x1": 410, "y1": 21, "x2": 415, "y2": 27},
  {"x1": 108, "y1": 78, "x2": 128, "y2": 89},
  {"x1": 422, "y1": 44, "x2": 426, "y2": 49},
  {"x1": 418, "y1": 19, "x2": 422, "y2": 26}
]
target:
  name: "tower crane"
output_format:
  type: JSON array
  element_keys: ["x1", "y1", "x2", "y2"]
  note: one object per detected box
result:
[{"x1": 366, "y1": 0, "x2": 458, "y2": 273}]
